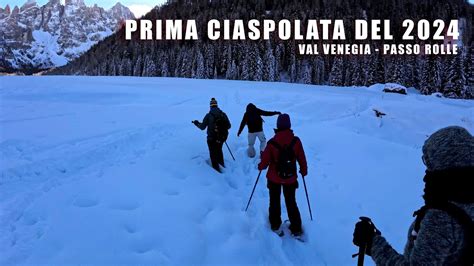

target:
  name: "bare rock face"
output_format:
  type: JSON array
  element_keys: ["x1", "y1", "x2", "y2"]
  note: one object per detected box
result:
[{"x1": 0, "y1": 0, "x2": 134, "y2": 70}]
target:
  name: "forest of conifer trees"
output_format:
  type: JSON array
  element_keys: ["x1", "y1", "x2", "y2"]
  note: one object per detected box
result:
[{"x1": 52, "y1": 0, "x2": 474, "y2": 99}]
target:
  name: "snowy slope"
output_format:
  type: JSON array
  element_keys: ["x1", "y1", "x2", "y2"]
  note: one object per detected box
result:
[{"x1": 0, "y1": 76, "x2": 473, "y2": 265}]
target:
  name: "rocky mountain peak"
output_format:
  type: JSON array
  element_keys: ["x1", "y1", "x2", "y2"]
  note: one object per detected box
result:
[
  {"x1": 20, "y1": 0, "x2": 38, "y2": 11},
  {"x1": 11, "y1": 5, "x2": 20, "y2": 16},
  {"x1": 109, "y1": 2, "x2": 134, "y2": 20},
  {"x1": 65, "y1": 0, "x2": 86, "y2": 7},
  {"x1": 113, "y1": 2, "x2": 124, "y2": 8},
  {"x1": 0, "y1": 5, "x2": 10, "y2": 20},
  {"x1": 5, "y1": 5, "x2": 11, "y2": 14},
  {"x1": 0, "y1": 0, "x2": 135, "y2": 71}
]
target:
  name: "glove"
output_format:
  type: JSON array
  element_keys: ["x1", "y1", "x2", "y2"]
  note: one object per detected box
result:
[
  {"x1": 353, "y1": 217, "x2": 381, "y2": 256},
  {"x1": 299, "y1": 169, "x2": 307, "y2": 177},
  {"x1": 192, "y1": 120, "x2": 199, "y2": 126},
  {"x1": 276, "y1": 111, "x2": 282, "y2": 115}
]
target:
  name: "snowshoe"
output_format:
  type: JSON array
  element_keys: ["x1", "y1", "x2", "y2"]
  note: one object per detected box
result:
[
  {"x1": 205, "y1": 159, "x2": 223, "y2": 173},
  {"x1": 247, "y1": 147, "x2": 256, "y2": 158},
  {"x1": 272, "y1": 228, "x2": 284, "y2": 237},
  {"x1": 291, "y1": 231, "x2": 306, "y2": 242},
  {"x1": 284, "y1": 220, "x2": 306, "y2": 242}
]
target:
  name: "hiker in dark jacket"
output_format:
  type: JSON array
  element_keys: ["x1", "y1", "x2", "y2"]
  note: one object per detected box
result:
[
  {"x1": 193, "y1": 98, "x2": 231, "y2": 173},
  {"x1": 238, "y1": 103, "x2": 281, "y2": 158},
  {"x1": 353, "y1": 126, "x2": 474, "y2": 265},
  {"x1": 258, "y1": 114, "x2": 308, "y2": 236}
]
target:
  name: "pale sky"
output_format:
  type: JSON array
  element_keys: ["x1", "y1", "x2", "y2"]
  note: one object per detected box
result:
[{"x1": 0, "y1": 0, "x2": 167, "y2": 17}]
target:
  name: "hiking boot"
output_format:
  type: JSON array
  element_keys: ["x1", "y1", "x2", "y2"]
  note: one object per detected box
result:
[
  {"x1": 291, "y1": 230, "x2": 303, "y2": 237},
  {"x1": 272, "y1": 226, "x2": 284, "y2": 237},
  {"x1": 288, "y1": 224, "x2": 302, "y2": 236}
]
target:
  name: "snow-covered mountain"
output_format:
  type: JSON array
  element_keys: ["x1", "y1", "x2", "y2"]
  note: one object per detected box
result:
[
  {"x1": 0, "y1": 0, "x2": 135, "y2": 71},
  {"x1": 0, "y1": 76, "x2": 473, "y2": 264}
]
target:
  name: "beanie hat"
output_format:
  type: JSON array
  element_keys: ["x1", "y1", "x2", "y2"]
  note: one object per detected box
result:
[
  {"x1": 246, "y1": 103, "x2": 256, "y2": 113},
  {"x1": 422, "y1": 126, "x2": 474, "y2": 171},
  {"x1": 210, "y1": 98, "x2": 218, "y2": 107},
  {"x1": 277, "y1": 114, "x2": 291, "y2": 130}
]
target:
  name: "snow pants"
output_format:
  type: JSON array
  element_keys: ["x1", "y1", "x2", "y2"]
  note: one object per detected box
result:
[
  {"x1": 267, "y1": 180, "x2": 302, "y2": 234},
  {"x1": 207, "y1": 139, "x2": 224, "y2": 172},
  {"x1": 247, "y1": 131, "x2": 266, "y2": 157}
]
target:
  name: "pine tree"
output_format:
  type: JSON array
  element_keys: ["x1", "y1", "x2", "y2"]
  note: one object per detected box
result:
[
  {"x1": 119, "y1": 58, "x2": 132, "y2": 76},
  {"x1": 419, "y1": 56, "x2": 433, "y2": 95},
  {"x1": 179, "y1": 52, "x2": 192, "y2": 77},
  {"x1": 174, "y1": 51, "x2": 183, "y2": 77},
  {"x1": 352, "y1": 60, "x2": 363, "y2": 86},
  {"x1": 301, "y1": 61, "x2": 312, "y2": 84},
  {"x1": 247, "y1": 44, "x2": 263, "y2": 81},
  {"x1": 401, "y1": 56, "x2": 414, "y2": 88},
  {"x1": 220, "y1": 44, "x2": 232, "y2": 75},
  {"x1": 161, "y1": 61, "x2": 169, "y2": 77},
  {"x1": 133, "y1": 56, "x2": 142, "y2": 76},
  {"x1": 366, "y1": 52, "x2": 385, "y2": 85},
  {"x1": 432, "y1": 57, "x2": 442, "y2": 93},
  {"x1": 328, "y1": 57, "x2": 344, "y2": 86},
  {"x1": 388, "y1": 58, "x2": 404, "y2": 85},
  {"x1": 344, "y1": 59, "x2": 354, "y2": 86},
  {"x1": 99, "y1": 61, "x2": 107, "y2": 76},
  {"x1": 289, "y1": 54, "x2": 297, "y2": 83},
  {"x1": 240, "y1": 54, "x2": 250, "y2": 80},
  {"x1": 195, "y1": 50, "x2": 205, "y2": 79},
  {"x1": 204, "y1": 43, "x2": 215, "y2": 79},
  {"x1": 142, "y1": 56, "x2": 157, "y2": 76},
  {"x1": 226, "y1": 60, "x2": 237, "y2": 80},
  {"x1": 253, "y1": 54, "x2": 263, "y2": 81},
  {"x1": 443, "y1": 52, "x2": 465, "y2": 98},
  {"x1": 274, "y1": 43, "x2": 284, "y2": 82},
  {"x1": 263, "y1": 44, "x2": 275, "y2": 82},
  {"x1": 51, "y1": 0, "x2": 473, "y2": 99},
  {"x1": 312, "y1": 57, "x2": 325, "y2": 85},
  {"x1": 109, "y1": 58, "x2": 117, "y2": 76},
  {"x1": 464, "y1": 45, "x2": 474, "y2": 99}
]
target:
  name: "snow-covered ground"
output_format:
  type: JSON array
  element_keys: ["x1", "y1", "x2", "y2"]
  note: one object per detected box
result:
[{"x1": 0, "y1": 76, "x2": 473, "y2": 265}]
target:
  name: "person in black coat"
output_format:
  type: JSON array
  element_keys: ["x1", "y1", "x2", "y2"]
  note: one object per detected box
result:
[{"x1": 237, "y1": 103, "x2": 280, "y2": 157}]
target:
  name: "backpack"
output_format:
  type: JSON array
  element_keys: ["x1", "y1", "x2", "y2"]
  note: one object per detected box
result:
[
  {"x1": 413, "y1": 202, "x2": 473, "y2": 265},
  {"x1": 268, "y1": 137, "x2": 298, "y2": 179},
  {"x1": 210, "y1": 112, "x2": 229, "y2": 143}
]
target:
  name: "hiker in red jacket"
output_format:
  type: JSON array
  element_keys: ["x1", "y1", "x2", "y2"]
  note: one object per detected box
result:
[{"x1": 258, "y1": 113, "x2": 308, "y2": 236}]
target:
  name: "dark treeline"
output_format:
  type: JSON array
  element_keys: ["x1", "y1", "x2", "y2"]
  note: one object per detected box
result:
[{"x1": 52, "y1": 0, "x2": 474, "y2": 99}]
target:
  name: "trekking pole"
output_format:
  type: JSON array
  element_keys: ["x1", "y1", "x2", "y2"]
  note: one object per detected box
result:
[
  {"x1": 351, "y1": 241, "x2": 366, "y2": 266},
  {"x1": 351, "y1": 245, "x2": 366, "y2": 266},
  {"x1": 357, "y1": 243, "x2": 366, "y2": 266},
  {"x1": 352, "y1": 216, "x2": 372, "y2": 266},
  {"x1": 245, "y1": 170, "x2": 262, "y2": 211},
  {"x1": 301, "y1": 175, "x2": 313, "y2": 221},
  {"x1": 225, "y1": 141, "x2": 236, "y2": 161}
]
